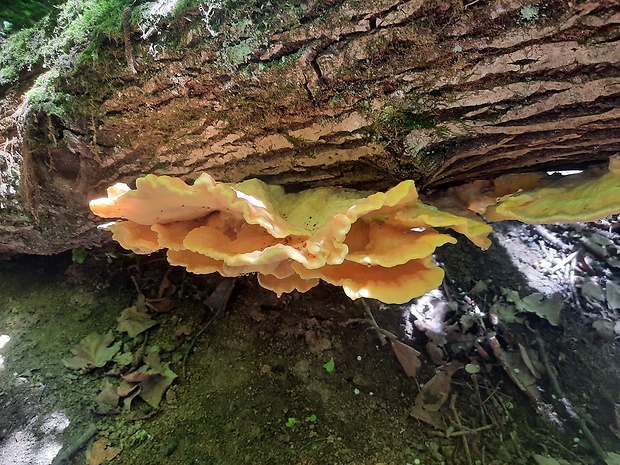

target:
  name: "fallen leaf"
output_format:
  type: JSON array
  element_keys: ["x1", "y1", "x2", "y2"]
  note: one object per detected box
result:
[
  {"x1": 518, "y1": 343, "x2": 542, "y2": 378},
  {"x1": 113, "y1": 351, "x2": 133, "y2": 366},
  {"x1": 117, "y1": 305, "x2": 157, "y2": 338},
  {"x1": 490, "y1": 301, "x2": 520, "y2": 324},
  {"x1": 157, "y1": 270, "x2": 176, "y2": 298},
  {"x1": 120, "y1": 383, "x2": 141, "y2": 411},
  {"x1": 490, "y1": 337, "x2": 542, "y2": 405},
  {"x1": 139, "y1": 368, "x2": 177, "y2": 408},
  {"x1": 581, "y1": 280, "x2": 606, "y2": 302},
  {"x1": 121, "y1": 351, "x2": 178, "y2": 408},
  {"x1": 96, "y1": 379, "x2": 119, "y2": 408},
  {"x1": 414, "y1": 365, "x2": 455, "y2": 411},
  {"x1": 117, "y1": 380, "x2": 140, "y2": 397},
  {"x1": 593, "y1": 319, "x2": 616, "y2": 342},
  {"x1": 469, "y1": 280, "x2": 488, "y2": 295},
  {"x1": 520, "y1": 293, "x2": 563, "y2": 326},
  {"x1": 605, "y1": 452, "x2": 620, "y2": 465},
  {"x1": 503, "y1": 288, "x2": 563, "y2": 326},
  {"x1": 146, "y1": 298, "x2": 177, "y2": 313},
  {"x1": 175, "y1": 323, "x2": 194, "y2": 337},
  {"x1": 606, "y1": 281, "x2": 620, "y2": 310},
  {"x1": 390, "y1": 339, "x2": 421, "y2": 377},
  {"x1": 123, "y1": 371, "x2": 151, "y2": 383},
  {"x1": 409, "y1": 403, "x2": 443, "y2": 429},
  {"x1": 86, "y1": 437, "x2": 121, "y2": 465},
  {"x1": 63, "y1": 332, "x2": 121, "y2": 372}
]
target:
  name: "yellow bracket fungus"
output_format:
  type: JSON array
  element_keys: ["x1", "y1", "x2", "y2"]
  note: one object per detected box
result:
[
  {"x1": 90, "y1": 174, "x2": 491, "y2": 304},
  {"x1": 484, "y1": 155, "x2": 620, "y2": 223},
  {"x1": 422, "y1": 155, "x2": 620, "y2": 226},
  {"x1": 90, "y1": 155, "x2": 620, "y2": 304}
]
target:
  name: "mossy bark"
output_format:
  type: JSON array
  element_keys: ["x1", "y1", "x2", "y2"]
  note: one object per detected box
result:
[{"x1": 0, "y1": 0, "x2": 619, "y2": 255}]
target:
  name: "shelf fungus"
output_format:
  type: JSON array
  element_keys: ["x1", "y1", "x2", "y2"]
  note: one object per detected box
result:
[
  {"x1": 484, "y1": 155, "x2": 620, "y2": 223},
  {"x1": 90, "y1": 174, "x2": 491, "y2": 304},
  {"x1": 427, "y1": 154, "x2": 620, "y2": 225},
  {"x1": 89, "y1": 155, "x2": 620, "y2": 304}
]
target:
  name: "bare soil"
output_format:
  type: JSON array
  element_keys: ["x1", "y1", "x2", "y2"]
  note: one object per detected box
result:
[{"x1": 1, "y1": 220, "x2": 620, "y2": 465}]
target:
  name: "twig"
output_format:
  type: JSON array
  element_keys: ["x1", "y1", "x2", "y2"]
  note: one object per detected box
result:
[
  {"x1": 446, "y1": 424, "x2": 493, "y2": 437},
  {"x1": 449, "y1": 394, "x2": 473, "y2": 465},
  {"x1": 549, "y1": 250, "x2": 578, "y2": 272},
  {"x1": 299, "y1": 435, "x2": 336, "y2": 450},
  {"x1": 533, "y1": 225, "x2": 572, "y2": 252},
  {"x1": 130, "y1": 275, "x2": 142, "y2": 295},
  {"x1": 51, "y1": 423, "x2": 97, "y2": 464},
  {"x1": 472, "y1": 374, "x2": 490, "y2": 425},
  {"x1": 357, "y1": 299, "x2": 388, "y2": 345}
]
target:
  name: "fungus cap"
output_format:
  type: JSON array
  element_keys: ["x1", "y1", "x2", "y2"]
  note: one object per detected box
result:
[
  {"x1": 485, "y1": 155, "x2": 620, "y2": 223},
  {"x1": 89, "y1": 174, "x2": 484, "y2": 303}
]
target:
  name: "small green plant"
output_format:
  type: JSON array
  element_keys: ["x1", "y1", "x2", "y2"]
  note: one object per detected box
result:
[
  {"x1": 127, "y1": 429, "x2": 152, "y2": 446},
  {"x1": 323, "y1": 358, "x2": 335, "y2": 373},
  {"x1": 71, "y1": 247, "x2": 91, "y2": 264},
  {"x1": 519, "y1": 5, "x2": 540, "y2": 22},
  {"x1": 307, "y1": 413, "x2": 317, "y2": 423},
  {"x1": 285, "y1": 417, "x2": 297, "y2": 428},
  {"x1": 71, "y1": 247, "x2": 134, "y2": 264}
]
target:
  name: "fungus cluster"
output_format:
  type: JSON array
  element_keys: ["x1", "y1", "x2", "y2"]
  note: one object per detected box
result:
[
  {"x1": 89, "y1": 155, "x2": 620, "y2": 304},
  {"x1": 426, "y1": 154, "x2": 620, "y2": 224},
  {"x1": 90, "y1": 174, "x2": 490, "y2": 304}
]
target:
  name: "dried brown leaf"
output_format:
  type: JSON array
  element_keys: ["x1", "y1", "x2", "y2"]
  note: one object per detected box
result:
[
  {"x1": 139, "y1": 369, "x2": 177, "y2": 408},
  {"x1": 123, "y1": 371, "x2": 151, "y2": 383},
  {"x1": 86, "y1": 438, "x2": 121, "y2": 465},
  {"x1": 157, "y1": 271, "x2": 176, "y2": 298},
  {"x1": 122, "y1": 384, "x2": 141, "y2": 411},
  {"x1": 409, "y1": 404, "x2": 444, "y2": 429},
  {"x1": 96, "y1": 379, "x2": 119, "y2": 408},
  {"x1": 391, "y1": 339, "x2": 421, "y2": 378},
  {"x1": 121, "y1": 352, "x2": 178, "y2": 409},
  {"x1": 147, "y1": 298, "x2": 177, "y2": 313},
  {"x1": 63, "y1": 332, "x2": 121, "y2": 371},
  {"x1": 175, "y1": 323, "x2": 194, "y2": 337},
  {"x1": 117, "y1": 380, "x2": 139, "y2": 397},
  {"x1": 116, "y1": 305, "x2": 157, "y2": 338},
  {"x1": 414, "y1": 366, "x2": 456, "y2": 411}
]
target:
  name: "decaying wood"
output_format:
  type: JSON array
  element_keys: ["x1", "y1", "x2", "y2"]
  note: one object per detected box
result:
[{"x1": 0, "y1": 0, "x2": 618, "y2": 255}]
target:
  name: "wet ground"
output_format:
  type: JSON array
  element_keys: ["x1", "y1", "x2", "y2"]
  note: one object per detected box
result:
[{"x1": 1, "y1": 219, "x2": 620, "y2": 465}]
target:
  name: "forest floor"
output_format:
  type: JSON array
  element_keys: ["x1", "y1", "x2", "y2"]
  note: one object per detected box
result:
[{"x1": 1, "y1": 219, "x2": 620, "y2": 465}]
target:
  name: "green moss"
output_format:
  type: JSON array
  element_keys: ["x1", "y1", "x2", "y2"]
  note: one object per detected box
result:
[
  {"x1": 26, "y1": 71, "x2": 72, "y2": 120},
  {"x1": 376, "y1": 106, "x2": 436, "y2": 132},
  {"x1": 370, "y1": 106, "x2": 438, "y2": 151},
  {"x1": 0, "y1": 0, "x2": 134, "y2": 86},
  {"x1": 225, "y1": 40, "x2": 257, "y2": 67}
]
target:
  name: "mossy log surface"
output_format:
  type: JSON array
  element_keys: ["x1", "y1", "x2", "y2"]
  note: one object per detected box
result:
[{"x1": 0, "y1": 0, "x2": 619, "y2": 256}]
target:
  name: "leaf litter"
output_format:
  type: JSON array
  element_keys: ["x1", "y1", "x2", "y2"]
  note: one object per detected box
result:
[{"x1": 63, "y1": 332, "x2": 121, "y2": 372}]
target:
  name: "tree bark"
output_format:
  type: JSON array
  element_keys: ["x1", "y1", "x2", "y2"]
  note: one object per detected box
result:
[{"x1": 0, "y1": 0, "x2": 618, "y2": 256}]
